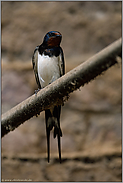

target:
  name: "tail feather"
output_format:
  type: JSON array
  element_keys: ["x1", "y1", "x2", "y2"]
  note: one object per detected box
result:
[
  {"x1": 54, "y1": 126, "x2": 62, "y2": 138},
  {"x1": 57, "y1": 133, "x2": 62, "y2": 163},
  {"x1": 45, "y1": 109, "x2": 53, "y2": 163},
  {"x1": 46, "y1": 128, "x2": 50, "y2": 163},
  {"x1": 45, "y1": 106, "x2": 62, "y2": 163}
]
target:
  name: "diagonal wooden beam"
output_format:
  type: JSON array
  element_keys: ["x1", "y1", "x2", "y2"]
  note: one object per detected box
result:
[{"x1": 1, "y1": 38, "x2": 122, "y2": 138}]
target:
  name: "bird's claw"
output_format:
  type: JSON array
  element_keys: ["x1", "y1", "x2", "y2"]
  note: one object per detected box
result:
[{"x1": 35, "y1": 88, "x2": 40, "y2": 95}]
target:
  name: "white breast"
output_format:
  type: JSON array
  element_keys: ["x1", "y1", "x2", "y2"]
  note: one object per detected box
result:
[{"x1": 38, "y1": 53, "x2": 60, "y2": 88}]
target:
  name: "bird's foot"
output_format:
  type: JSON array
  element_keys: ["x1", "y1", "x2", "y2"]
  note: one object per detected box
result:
[{"x1": 35, "y1": 88, "x2": 40, "y2": 95}]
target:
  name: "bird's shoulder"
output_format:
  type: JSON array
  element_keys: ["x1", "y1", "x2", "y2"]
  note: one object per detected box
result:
[
  {"x1": 58, "y1": 47, "x2": 65, "y2": 76},
  {"x1": 32, "y1": 45, "x2": 41, "y2": 89},
  {"x1": 32, "y1": 46, "x2": 39, "y2": 68}
]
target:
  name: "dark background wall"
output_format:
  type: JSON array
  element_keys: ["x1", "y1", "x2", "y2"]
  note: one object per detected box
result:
[{"x1": 1, "y1": 1, "x2": 122, "y2": 181}]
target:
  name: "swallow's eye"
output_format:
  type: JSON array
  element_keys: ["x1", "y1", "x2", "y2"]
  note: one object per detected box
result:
[{"x1": 49, "y1": 32, "x2": 55, "y2": 37}]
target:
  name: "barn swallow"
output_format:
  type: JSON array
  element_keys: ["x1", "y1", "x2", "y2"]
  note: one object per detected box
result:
[{"x1": 32, "y1": 31, "x2": 65, "y2": 163}]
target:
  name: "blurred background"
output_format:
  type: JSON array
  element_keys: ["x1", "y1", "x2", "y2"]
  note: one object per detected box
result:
[{"x1": 1, "y1": 1, "x2": 122, "y2": 182}]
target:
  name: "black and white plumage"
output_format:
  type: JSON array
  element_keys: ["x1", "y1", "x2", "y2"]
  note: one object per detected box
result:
[{"x1": 32, "y1": 31, "x2": 65, "y2": 163}]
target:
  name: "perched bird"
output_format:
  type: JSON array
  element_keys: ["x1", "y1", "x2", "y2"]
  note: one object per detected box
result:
[{"x1": 32, "y1": 31, "x2": 65, "y2": 163}]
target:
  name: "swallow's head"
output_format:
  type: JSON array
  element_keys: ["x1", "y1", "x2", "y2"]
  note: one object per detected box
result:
[{"x1": 43, "y1": 31, "x2": 62, "y2": 47}]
